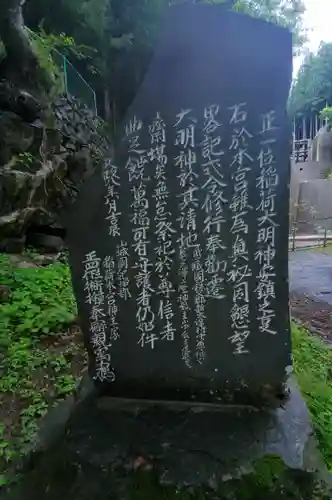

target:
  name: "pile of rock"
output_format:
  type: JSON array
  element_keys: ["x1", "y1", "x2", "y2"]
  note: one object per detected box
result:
[{"x1": 0, "y1": 95, "x2": 110, "y2": 253}]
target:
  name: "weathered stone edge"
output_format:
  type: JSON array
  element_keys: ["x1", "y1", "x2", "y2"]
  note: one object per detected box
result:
[{"x1": 11, "y1": 371, "x2": 95, "y2": 477}]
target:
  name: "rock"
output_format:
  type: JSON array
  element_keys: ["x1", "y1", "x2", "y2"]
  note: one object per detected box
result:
[
  {"x1": 9, "y1": 254, "x2": 38, "y2": 268},
  {"x1": 15, "y1": 260, "x2": 38, "y2": 269},
  {"x1": 311, "y1": 124, "x2": 332, "y2": 166},
  {"x1": 26, "y1": 233, "x2": 65, "y2": 253},
  {"x1": 3, "y1": 379, "x2": 331, "y2": 500},
  {"x1": 0, "y1": 236, "x2": 26, "y2": 253},
  {"x1": 0, "y1": 111, "x2": 35, "y2": 165},
  {"x1": 0, "y1": 284, "x2": 11, "y2": 302},
  {"x1": 0, "y1": 83, "x2": 43, "y2": 124},
  {"x1": 8, "y1": 251, "x2": 61, "y2": 268},
  {"x1": 33, "y1": 254, "x2": 60, "y2": 266},
  {"x1": 0, "y1": 96, "x2": 110, "y2": 253}
]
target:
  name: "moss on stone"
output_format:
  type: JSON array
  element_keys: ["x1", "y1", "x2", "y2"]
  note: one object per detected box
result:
[{"x1": 126, "y1": 454, "x2": 331, "y2": 500}]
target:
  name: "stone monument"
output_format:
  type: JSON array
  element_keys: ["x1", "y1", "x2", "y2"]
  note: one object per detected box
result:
[
  {"x1": 67, "y1": 3, "x2": 292, "y2": 406},
  {"x1": 311, "y1": 124, "x2": 332, "y2": 165},
  {"x1": 5, "y1": 5, "x2": 331, "y2": 499}
]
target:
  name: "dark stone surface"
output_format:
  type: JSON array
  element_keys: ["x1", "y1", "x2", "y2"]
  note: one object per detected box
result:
[
  {"x1": 2, "y1": 380, "x2": 331, "y2": 500},
  {"x1": 31, "y1": 373, "x2": 94, "y2": 454},
  {"x1": 25, "y1": 233, "x2": 65, "y2": 253},
  {"x1": 65, "y1": 4, "x2": 293, "y2": 403},
  {"x1": 0, "y1": 237, "x2": 26, "y2": 253}
]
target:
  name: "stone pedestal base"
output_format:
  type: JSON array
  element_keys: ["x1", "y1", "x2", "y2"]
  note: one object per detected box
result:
[{"x1": 3, "y1": 378, "x2": 331, "y2": 500}]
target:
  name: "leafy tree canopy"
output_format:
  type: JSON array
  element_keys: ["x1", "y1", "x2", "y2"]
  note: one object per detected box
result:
[
  {"x1": 2, "y1": 0, "x2": 306, "y2": 125},
  {"x1": 289, "y1": 42, "x2": 332, "y2": 117}
]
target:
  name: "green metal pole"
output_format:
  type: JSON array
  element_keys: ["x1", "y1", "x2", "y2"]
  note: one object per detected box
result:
[{"x1": 63, "y1": 56, "x2": 68, "y2": 96}]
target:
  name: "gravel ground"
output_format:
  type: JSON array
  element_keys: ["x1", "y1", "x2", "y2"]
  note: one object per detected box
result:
[
  {"x1": 289, "y1": 250, "x2": 332, "y2": 304},
  {"x1": 289, "y1": 250, "x2": 332, "y2": 342}
]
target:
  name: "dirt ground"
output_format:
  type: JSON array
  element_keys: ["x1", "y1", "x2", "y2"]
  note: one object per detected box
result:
[{"x1": 290, "y1": 292, "x2": 332, "y2": 344}]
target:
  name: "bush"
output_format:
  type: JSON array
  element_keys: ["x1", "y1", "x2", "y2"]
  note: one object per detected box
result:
[
  {"x1": 293, "y1": 323, "x2": 332, "y2": 470},
  {"x1": 0, "y1": 254, "x2": 76, "y2": 340},
  {"x1": 0, "y1": 253, "x2": 80, "y2": 477}
]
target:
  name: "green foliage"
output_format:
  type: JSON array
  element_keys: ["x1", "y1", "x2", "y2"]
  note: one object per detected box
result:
[
  {"x1": 16, "y1": 152, "x2": 36, "y2": 172},
  {"x1": 25, "y1": 27, "x2": 90, "y2": 100},
  {"x1": 0, "y1": 253, "x2": 82, "y2": 480},
  {"x1": 24, "y1": 0, "x2": 306, "y2": 122},
  {"x1": 233, "y1": 0, "x2": 306, "y2": 49},
  {"x1": 292, "y1": 322, "x2": 332, "y2": 471},
  {"x1": 323, "y1": 168, "x2": 332, "y2": 180},
  {"x1": 289, "y1": 42, "x2": 332, "y2": 117},
  {"x1": 0, "y1": 252, "x2": 331, "y2": 496},
  {"x1": 320, "y1": 106, "x2": 332, "y2": 127},
  {"x1": 128, "y1": 453, "x2": 328, "y2": 499},
  {"x1": 0, "y1": 254, "x2": 76, "y2": 340}
]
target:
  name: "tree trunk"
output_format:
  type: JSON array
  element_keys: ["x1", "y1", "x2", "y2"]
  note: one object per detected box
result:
[{"x1": 0, "y1": 0, "x2": 50, "y2": 93}]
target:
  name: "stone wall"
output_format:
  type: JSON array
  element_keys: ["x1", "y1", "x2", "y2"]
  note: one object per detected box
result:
[
  {"x1": 290, "y1": 159, "x2": 332, "y2": 233},
  {"x1": 290, "y1": 160, "x2": 328, "y2": 232},
  {"x1": 294, "y1": 179, "x2": 332, "y2": 233}
]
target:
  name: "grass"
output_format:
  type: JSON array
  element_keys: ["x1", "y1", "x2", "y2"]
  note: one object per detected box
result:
[
  {"x1": 292, "y1": 323, "x2": 332, "y2": 471},
  {"x1": 0, "y1": 251, "x2": 332, "y2": 494},
  {"x1": 314, "y1": 243, "x2": 332, "y2": 253}
]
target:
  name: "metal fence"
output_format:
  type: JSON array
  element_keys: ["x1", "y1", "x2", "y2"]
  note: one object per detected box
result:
[
  {"x1": 291, "y1": 138, "x2": 311, "y2": 163},
  {"x1": 289, "y1": 216, "x2": 332, "y2": 251},
  {"x1": 26, "y1": 28, "x2": 97, "y2": 115}
]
